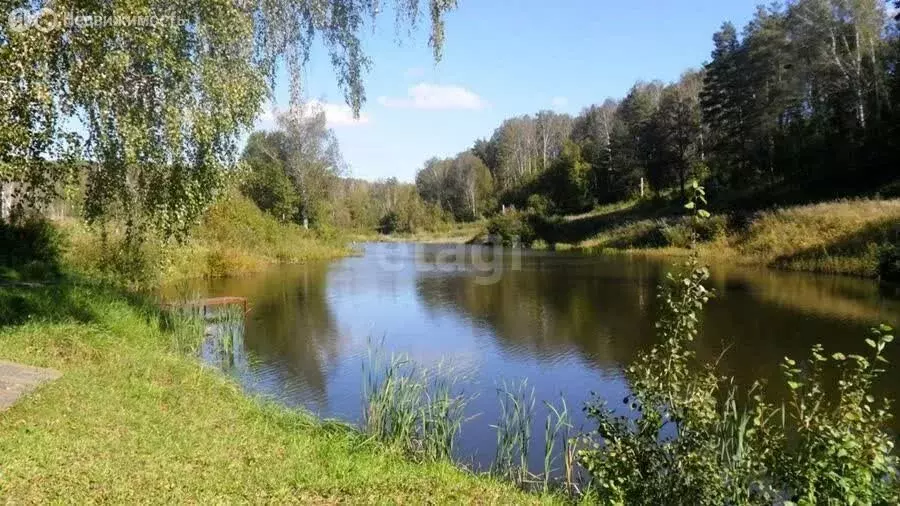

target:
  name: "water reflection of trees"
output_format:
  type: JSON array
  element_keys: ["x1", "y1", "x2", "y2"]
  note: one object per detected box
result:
[
  {"x1": 415, "y1": 255, "x2": 663, "y2": 370},
  {"x1": 414, "y1": 251, "x2": 900, "y2": 408},
  {"x1": 700, "y1": 267, "x2": 900, "y2": 404},
  {"x1": 168, "y1": 264, "x2": 343, "y2": 407},
  {"x1": 244, "y1": 265, "x2": 342, "y2": 406}
]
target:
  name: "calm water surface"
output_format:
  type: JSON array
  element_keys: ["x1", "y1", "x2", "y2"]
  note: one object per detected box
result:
[{"x1": 167, "y1": 243, "x2": 900, "y2": 471}]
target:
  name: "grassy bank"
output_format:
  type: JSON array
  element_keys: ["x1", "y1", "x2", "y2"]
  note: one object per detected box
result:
[
  {"x1": 0, "y1": 281, "x2": 548, "y2": 503},
  {"x1": 351, "y1": 221, "x2": 486, "y2": 244},
  {"x1": 521, "y1": 198, "x2": 900, "y2": 278},
  {"x1": 61, "y1": 194, "x2": 350, "y2": 287}
]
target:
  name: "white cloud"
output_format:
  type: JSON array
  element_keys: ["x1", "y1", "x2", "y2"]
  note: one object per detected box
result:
[
  {"x1": 377, "y1": 83, "x2": 488, "y2": 111},
  {"x1": 257, "y1": 99, "x2": 370, "y2": 128},
  {"x1": 551, "y1": 96, "x2": 569, "y2": 108},
  {"x1": 307, "y1": 100, "x2": 371, "y2": 127}
]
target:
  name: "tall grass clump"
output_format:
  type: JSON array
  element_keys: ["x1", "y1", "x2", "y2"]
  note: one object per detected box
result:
[
  {"x1": 362, "y1": 346, "x2": 473, "y2": 462},
  {"x1": 577, "y1": 184, "x2": 900, "y2": 505},
  {"x1": 491, "y1": 379, "x2": 536, "y2": 485},
  {"x1": 206, "y1": 305, "x2": 246, "y2": 368},
  {"x1": 542, "y1": 398, "x2": 575, "y2": 494},
  {"x1": 161, "y1": 305, "x2": 206, "y2": 355}
]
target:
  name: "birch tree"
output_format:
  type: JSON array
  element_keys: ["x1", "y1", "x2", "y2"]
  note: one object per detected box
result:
[{"x1": 0, "y1": 0, "x2": 457, "y2": 234}]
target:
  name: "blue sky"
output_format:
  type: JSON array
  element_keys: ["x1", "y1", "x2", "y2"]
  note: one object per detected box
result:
[{"x1": 256, "y1": 0, "x2": 763, "y2": 183}]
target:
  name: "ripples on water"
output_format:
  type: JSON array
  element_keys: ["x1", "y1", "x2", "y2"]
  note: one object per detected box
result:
[{"x1": 175, "y1": 242, "x2": 900, "y2": 472}]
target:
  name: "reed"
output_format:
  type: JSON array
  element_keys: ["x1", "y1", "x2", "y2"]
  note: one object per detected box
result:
[
  {"x1": 542, "y1": 397, "x2": 573, "y2": 493},
  {"x1": 208, "y1": 305, "x2": 246, "y2": 367},
  {"x1": 491, "y1": 379, "x2": 536, "y2": 485},
  {"x1": 362, "y1": 346, "x2": 473, "y2": 462},
  {"x1": 161, "y1": 304, "x2": 206, "y2": 354},
  {"x1": 420, "y1": 363, "x2": 472, "y2": 461}
]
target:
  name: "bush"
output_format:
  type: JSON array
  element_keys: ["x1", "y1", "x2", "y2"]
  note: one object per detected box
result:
[
  {"x1": 693, "y1": 214, "x2": 728, "y2": 242},
  {"x1": 579, "y1": 255, "x2": 900, "y2": 505},
  {"x1": 63, "y1": 193, "x2": 347, "y2": 286},
  {"x1": 525, "y1": 194, "x2": 553, "y2": 216},
  {"x1": 528, "y1": 213, "x2": 565, "y2": 246},
  {"x1": 601, "y1": 220, "x2": 669, "y2": 249},
  {"x1": 879, "y1": 243, "x2": 900, "y2": 284},
  {"x1": 486, "y1": 212, "x2": 536, "y2": 246},
  {"x1": 378, "y1": 211, "x2": 403, "y2": 235},
  {"x1": 580, "y1": 191, "x2": 898, "y2": 504},
  {"x1": 660, "y1": 215, "x2": 728, "y2": 248},
  {"x1": 0, "y1": 219, "x2": 66, "y2": 280},
  {"x1": 661, "y1": 222, "x2": 693, "y2": 248}
]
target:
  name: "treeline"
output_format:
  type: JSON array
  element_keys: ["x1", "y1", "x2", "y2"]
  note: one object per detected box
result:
[
  {"x1": 241, "y1": 1, "x2": 899, "y2": 235},
  {"x1": 240, "y1": 105, "x2": 449, "y2": 235},
  {"x1": 415, "y1": 1, "x2": 900, "y2": 218}
]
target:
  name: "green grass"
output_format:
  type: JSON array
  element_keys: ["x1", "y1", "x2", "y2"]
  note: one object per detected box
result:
[
  {"x1": 351, "y1": 221, "x2": 486, "y2": 244},
  {"x1": 362, "y1": 349, "x2": 473, "y2": 463},
  {"x1": 62, "y1": 193, "x2": 350, "y2": 286},
  {"x1": 532, "y1": 197, "x2": 900, "y2": 278},
  {"x1": 491, "y1": 380, "x2": 536, "y2": 486},
  {"x1": 0, "y1": 282, "x2": 551, "y2": 503},
  {"x1": 735, "y1": 199, "x2": 900, "y2": 276}
]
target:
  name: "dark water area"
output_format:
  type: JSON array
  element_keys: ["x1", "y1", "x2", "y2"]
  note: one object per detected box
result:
[{"x1": 165, "y1": 242, "x2": 900, "y2": 473}]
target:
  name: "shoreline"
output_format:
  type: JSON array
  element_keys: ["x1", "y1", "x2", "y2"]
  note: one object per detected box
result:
[{"x1": 0, "y1": 280, "x2": 550, "y2": 503}]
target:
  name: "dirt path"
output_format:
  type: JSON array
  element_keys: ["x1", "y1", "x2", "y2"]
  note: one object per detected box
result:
[{"x1": 0, "y1": 361, "x2": 61, "y2": 410}]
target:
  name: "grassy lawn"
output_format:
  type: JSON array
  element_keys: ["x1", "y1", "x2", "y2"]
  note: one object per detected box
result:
[{"x1": 0, "y1": 282, "x2": 549, "y2": 504}]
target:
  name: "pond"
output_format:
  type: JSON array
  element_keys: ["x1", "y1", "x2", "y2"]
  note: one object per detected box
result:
[{"x1": 165, "y1": 242, "x2": 900, "y2": 473}]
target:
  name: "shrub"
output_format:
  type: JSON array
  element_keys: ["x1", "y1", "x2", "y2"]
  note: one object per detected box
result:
[
  {"x1": 879, "y1": 243, "x2": 900, "y2": 284},
  {"x1": 486, "y1": 212, "x2": 536, "y2": 246},
  {"x1": 661, "y1": 222, "x2": 693, "y2": 248},
  {"x1": 0, "y1": 219, "x2": 66, "y2": 280},
  {"x1": 63, "y1": 193, "x2": 347, "y2": 286},
  {"x1": 601, "y1": 220, "x2": 669, "y2": 249},
  {"x1": 525, "y1": 194, "x2": 553, "y2": 216},
  {"x1": 660, "y1": 215, "x2": 728, "y2": 248},
  {"x1": 378, "y1": 211, "x2": 402, "y2": 235},
  {"x1": 580, "y1": 254, "x2": 899, "y2": 504},
  {"x1": 693, "y1": 214, "x2": 728, "y2": 242},
  {"x1": 528, "y1": 213, "x2": 565, "y2": 246},
  {"x1": 579, "y1": 189, "x2": 899, "y2": 505}
]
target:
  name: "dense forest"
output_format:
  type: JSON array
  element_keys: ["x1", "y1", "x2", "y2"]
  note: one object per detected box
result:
[
  {"x1": 409, "y1": 0, "x2": 900, "y2": 218},
  {"x1": 236, "y1": 0, "x2": 900, "y2": 239}
]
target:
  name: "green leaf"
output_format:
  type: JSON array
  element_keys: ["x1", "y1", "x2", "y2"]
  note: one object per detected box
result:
[
  {"x1": 882, "y1": 335, "x2": 893, "y2": 343},
  {"x1": 787, "y1": 381, "x2": 802, "y2": 390},
  {"x1": 832, "y1": 352, "x2": 846, "y2": 360},
  {"x1": 865, "y1": 338, "x2": 877, "y2": 349},
  {"x1": 684, "y1": 201, "x2": 695, "y2": 210}
]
